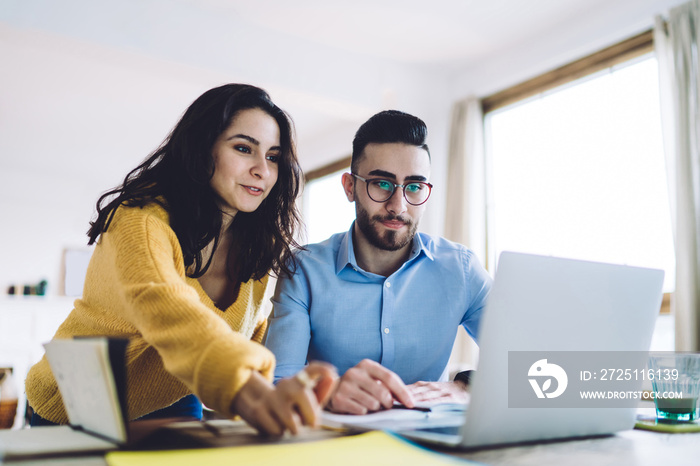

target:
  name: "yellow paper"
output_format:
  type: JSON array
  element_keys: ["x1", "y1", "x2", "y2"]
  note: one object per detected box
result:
[{"x1": 106, "y1": 430, "x2": 467, "y2": 466}]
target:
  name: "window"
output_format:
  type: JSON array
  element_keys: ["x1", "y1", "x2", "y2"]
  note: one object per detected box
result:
[
  {"x1": 302, "y1": 159, "x2": 356, "y2": 244},
  {"x1": 483, "y1": 33, "x2": 675, "y2": 295}
]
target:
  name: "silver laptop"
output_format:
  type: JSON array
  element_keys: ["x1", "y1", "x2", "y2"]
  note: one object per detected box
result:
[{"x1": 392, "y1": 251, "x2": 665, "y2": 449}]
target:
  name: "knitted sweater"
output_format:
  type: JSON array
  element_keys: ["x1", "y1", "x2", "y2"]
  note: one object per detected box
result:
[{"x1": 25, "y1": 203, "x2": 275, "y2": 423}]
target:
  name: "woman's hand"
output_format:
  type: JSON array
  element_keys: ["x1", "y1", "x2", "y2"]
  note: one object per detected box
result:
[{"x1": 230, "y1": 361, "x2": 338, "y2": 436}]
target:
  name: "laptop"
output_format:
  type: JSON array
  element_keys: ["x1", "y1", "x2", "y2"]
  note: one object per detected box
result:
[{"x1": 387, "y1": 252, "x2": 665, "y2": 448}]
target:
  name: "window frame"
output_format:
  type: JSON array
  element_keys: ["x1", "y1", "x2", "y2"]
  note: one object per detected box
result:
[
  {"x1": 482, "y1": 30, "x2": 653, "y2": 113},
  {"x1": 480, "y1": 29, "x2": 670, "y2": 314},
  {"x1": 304, "y1": 155, "x2": 351, "y2": 183},
  {"x1": 301, "y1": 155, "x2": 353, "y2": 244}
]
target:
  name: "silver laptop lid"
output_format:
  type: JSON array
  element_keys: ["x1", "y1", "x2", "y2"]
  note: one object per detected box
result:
[{"x1": 460, "y1": 251, "x2": 664, "y2": 447}]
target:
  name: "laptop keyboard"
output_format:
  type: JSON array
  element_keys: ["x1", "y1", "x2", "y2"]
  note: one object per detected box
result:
[{"x1": 412, "y1": 425, "x2": 461, "y2": 435}]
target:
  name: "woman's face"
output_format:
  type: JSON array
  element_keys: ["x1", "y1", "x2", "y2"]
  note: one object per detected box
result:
[{"x1": 210, "y1": 108, "x2": 281, "y2": 217}]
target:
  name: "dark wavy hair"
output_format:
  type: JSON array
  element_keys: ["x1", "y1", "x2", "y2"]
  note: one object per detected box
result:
[
  {"x1": 351, "y1": 110, "x2": 430, "y2": 173},
  {"x1": 87, "y1": 84, "x2": 303, "y2": 288}
]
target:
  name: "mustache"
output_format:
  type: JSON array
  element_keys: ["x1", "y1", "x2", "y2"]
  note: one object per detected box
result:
[{"x1": 372, "y1": 214, "x2": 412, "y2": 226}]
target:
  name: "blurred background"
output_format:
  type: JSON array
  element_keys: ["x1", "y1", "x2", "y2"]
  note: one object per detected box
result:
[
  {"x1": 0, "y1": 0, "x2": 684, "y2": 293},
  {"x1": 1, "y1": 0, "x2": 690, "y2": 427}
]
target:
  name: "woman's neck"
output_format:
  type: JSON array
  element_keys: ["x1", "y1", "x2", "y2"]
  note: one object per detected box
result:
[{"x1": 197, "y1": 216, "x2": 238, "y2": 309}]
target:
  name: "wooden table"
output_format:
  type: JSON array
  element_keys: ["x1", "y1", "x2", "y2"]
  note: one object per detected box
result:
[{"x1": 7, "y1": 421, "x2": 700, "y2": 466}]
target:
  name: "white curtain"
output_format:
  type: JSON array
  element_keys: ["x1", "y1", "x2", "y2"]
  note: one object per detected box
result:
[
  {"x1": 444, "y1": 97, "x2": 488, "y2": 265},
  {"x1": 444, "y1": 97, "x2": 488, "y2": 373},
  {"x1": 655, "y1": 0, "x2": 700, "y2": 351}
]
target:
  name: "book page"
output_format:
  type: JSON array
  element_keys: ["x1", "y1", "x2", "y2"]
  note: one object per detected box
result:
[
  {"x1": 0, "y1": 425, "x2": 116, "y2": 459},
  {"x1": 43, "y1": 339, "x2": 127, "y2": 443}
]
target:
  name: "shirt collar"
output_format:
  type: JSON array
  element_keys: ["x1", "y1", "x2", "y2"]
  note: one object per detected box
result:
[
  {"x1": 335, "y1": 224, "x2": 354, "y2": 274},
  {"x1": 335, "y1": 222, "x2": 434, "y2": 275},
  {"x1": 411, "y1": 231, "x2": 434, "y2": 262}
]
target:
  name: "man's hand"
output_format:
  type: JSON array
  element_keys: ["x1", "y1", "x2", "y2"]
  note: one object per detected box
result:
[
  {"x1": 327, "y1": 359, "x2": 415, "y2": 414},
  {"x1": 231, "y1": 361, "x2": 338, "y2": 436},
  {"x1": 406, "y1": 381, "x2": 470, "y2": 405}
]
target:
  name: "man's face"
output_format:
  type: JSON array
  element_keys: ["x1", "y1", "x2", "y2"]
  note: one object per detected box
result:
[{"x1": 348, "y1": 142, "x2": 431, "y2": 251}]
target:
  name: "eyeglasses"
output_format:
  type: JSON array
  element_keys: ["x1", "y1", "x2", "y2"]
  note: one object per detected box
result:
[{"x1": 351, "y1": 174, "x2": 433, "y2": 206}]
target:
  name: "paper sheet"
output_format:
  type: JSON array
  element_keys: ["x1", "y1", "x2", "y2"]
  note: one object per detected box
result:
[
  {"x1": 321, "y1": 403, "x2": 468, "y2": 431},
  {"x1": 105, "y1": 430, "x2": 471, "y2": 466}
]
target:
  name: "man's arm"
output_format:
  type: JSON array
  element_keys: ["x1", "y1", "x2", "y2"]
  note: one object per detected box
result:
[
  {"x1": 327, "y1": 359, "x2": 415, "y2": 414},
  {"x1": 404, "y1": 251, "x2": 491, "y2": 406},
  {"x1": 263, "y1": 268, "x2": 313, "y2": 381},
  {"x1": 460, "y1": 250, "x2": 493, "y2": 343}
]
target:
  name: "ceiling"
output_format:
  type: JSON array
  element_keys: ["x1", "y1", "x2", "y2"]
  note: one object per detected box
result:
[
  {"x1": 0, "y1": 0, "x2": 690, "y2": 287},
  {"x1": 177, "y1": 0, "x2": 682, "y2": 68},
  {"x1": 0, "y1": 0, "x2": 689, "y2": 171}
]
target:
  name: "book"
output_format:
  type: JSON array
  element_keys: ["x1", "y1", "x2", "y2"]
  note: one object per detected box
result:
[
  {"x1": 45, "y1": 337, "x2": 129, "y2": 443},
  {"x1": 0, "y1": 337, "x2": 191, "y2": 461},
  {"x1": 0, "y1": 337, "x2": 129, "y2": 461}
]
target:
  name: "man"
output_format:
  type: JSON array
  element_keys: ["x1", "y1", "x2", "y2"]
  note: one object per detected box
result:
[{"x1": 265, "y1": 110, "x2": 492, "y2": 414}]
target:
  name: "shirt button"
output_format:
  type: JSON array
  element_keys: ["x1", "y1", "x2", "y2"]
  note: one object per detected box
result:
[
  {"x1": 385, "y1": 282, "x2": 391, "y2": 288},
  {"x1": 384, "y1": 328, "x2": 390, "y2": 334}
]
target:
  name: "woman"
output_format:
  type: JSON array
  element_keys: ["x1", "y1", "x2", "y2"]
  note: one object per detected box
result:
[{"x1": 26, "y1": 84, "x2": 337, "y2": 435}]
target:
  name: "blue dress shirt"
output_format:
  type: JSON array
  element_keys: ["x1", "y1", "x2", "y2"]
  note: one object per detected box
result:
[{"x1": 265, "y1": 224, "x2": 492, "y2": 383}]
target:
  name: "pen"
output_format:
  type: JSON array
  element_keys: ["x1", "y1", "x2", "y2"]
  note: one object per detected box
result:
[
  {"x1": 392, "y1": 405, "x2": 432, "y2": 412},
  {"x1": 200, "y1": 420, "x2": 221, "y2": 437}
]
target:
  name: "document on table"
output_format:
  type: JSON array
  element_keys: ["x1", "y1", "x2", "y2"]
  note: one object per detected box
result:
[
  {"x1": 321, "y1": 403, "x2": 468, "y2": 431},
  {"x1": 105, "y1": 430, "x2": 476, "y2": 466}
]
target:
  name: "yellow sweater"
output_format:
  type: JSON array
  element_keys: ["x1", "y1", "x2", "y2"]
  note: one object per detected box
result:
[{"x1": 26, "y1": 203, "x2": 275, "y2": 423}]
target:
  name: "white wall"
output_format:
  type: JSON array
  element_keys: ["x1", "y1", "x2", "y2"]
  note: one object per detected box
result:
[
  {"x1": 449, "y1": 0, "x2": 685, "y2": 98},
  {"x1": 0, "y1": 25, "x2": 228, "y2": 293},
  {"x1": 0, "y1": 0, "x2": 687, "y2": 295},
  {"x1": 0, "y1": 12, "x2": 451, "y2": 294}
]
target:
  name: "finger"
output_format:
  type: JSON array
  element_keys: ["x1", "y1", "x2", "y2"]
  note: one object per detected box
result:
[
  {"x1": 314, "y1": 372, "x2": 338, "y2": 407},
  {"x1": 360, "y1": 361, "x2": 414, "y2": 408},
  {"x1": 339, "y1": 369, "x2": 392, "y2": 411},
  {"x1": 293, "y1": 386, "x2": 321, "y2": 427},
  {"x1": 329, "y1": 390, "x2": 372, "y2": 415},
  {"x1": 274, "y1": 379, "x2": 313, "y2": 433},
  {"x1": 413, "y1": 390, "x2": 444, "y2": 402},
  {"x1": 407, "y1": 382, "x2": 449, "y2": 398},
  {"x1": 406, "y1": 383, "x2": 434, "y2": 396},
  {"x1": 288, "y1": 411, "x2": 303, "y2": 434},
  {"x1": 303, "y1": 362, "x2": 339, "y2": 405},
  {"x1": 358, "y1": 379, "x2": 394, "y2": 410},
  {"x1": 253, "y1": 408, "x2": 284, "y2": 437},
  {"x1": 409, "y1": 381, "x2": 431, "y2": 388},
  {"x1": 269, "y1": 394, "x2": 301, "y2": 435}
]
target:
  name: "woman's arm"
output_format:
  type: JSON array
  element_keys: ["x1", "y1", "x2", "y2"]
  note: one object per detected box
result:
[{"x1": 105, "y1": 205, "x2": 275, "y2": 416}]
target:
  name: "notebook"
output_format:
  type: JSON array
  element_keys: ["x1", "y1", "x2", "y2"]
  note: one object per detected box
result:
[
  {"x1": 342, "y1": 252, "x2": 665, "y2": 449},
  {"x1": 0, "y1": 338, "x2": 128, "y2": 460},
  {"x1": 0, "y1": 338, "x2": 189, "y2": 461}
]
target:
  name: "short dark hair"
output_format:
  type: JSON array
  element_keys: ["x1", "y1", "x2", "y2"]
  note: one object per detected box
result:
[
  {"x1": 88, "y1": 84, "x2": 303, "y2": 286},
  {"x1": 351, "y1": 110, "x2": 430, "y2": 173}
]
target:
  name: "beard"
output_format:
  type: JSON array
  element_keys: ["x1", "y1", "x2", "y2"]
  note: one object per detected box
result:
[{"x1": 355, "y1": 202, "x2": 418, "y2": 251}]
